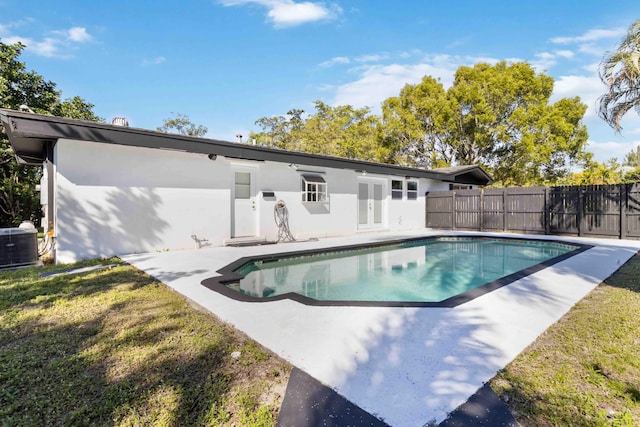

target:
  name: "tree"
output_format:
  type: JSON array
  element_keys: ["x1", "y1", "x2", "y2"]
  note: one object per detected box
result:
[
  {"x1": 564, "y1": 157, "x2": 622, "y2": 185},
  {"x1": 294, "y1": 101, "x2": 388, "y2": 162},
  {"x1": 597, "y1": 20, "x2": 640, "y2": 132},
  {"x1": 621, "y1": 145, "x2": 640, "y2": 182},
  {"x1": 157, "y1": 113, "x2": 208, "y2": 137},
  {"x1": 253, "y1": 109, "x2": 305, "y2": 149},
  {"x1": 381, "y1": 76, "x2": 452, "y2": 167},
  {"x1": 254, "y1": 101, "x2": 389, "y2": 162},
  {"x1": 54, "y1": 96, "x2": 101, "y2": 120},
  {"x1": 382, "y1": 61, "x2": 589, "y2": 186},
  {"x1": 0, "y1": 39, "x2": 101, "y2": 227},
  {"x1": 623, "y1": 144, "x2": 640, "y2": 168}
]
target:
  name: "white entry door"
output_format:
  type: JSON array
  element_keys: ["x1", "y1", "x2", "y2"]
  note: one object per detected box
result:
[
  {"x1": 232, "y1": 170, "x2": 257, "y2": 237},
  {"x1": 358, "y1": 181, "x2": 384, "y2": 229}
]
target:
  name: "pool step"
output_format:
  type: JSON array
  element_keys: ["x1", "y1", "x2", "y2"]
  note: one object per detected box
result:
[{"x1": 224, "y1": 236, "x2": 275, "y2": 247}]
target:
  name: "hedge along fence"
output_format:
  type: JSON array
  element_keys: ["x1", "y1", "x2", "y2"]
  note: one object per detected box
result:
[{"x1": 425, "y1": 183, "x2": 640, "y2": 240}]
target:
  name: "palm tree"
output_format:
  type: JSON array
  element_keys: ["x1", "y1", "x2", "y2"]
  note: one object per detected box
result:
[{"x1": 598, "y1": 19, "x2": 640, "y2": 132}]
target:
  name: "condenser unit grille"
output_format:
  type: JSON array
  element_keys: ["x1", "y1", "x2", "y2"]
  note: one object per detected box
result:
[{"x1": 0, "y1": 228, "x2": 38, "y2": 268}]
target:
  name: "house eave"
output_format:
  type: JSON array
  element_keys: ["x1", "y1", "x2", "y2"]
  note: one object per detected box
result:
[{"x1": 0, "y1": 109, "x2": 493, "y2": 185}]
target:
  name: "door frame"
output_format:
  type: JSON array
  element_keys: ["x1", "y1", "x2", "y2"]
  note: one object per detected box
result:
[
  {"x1": 357, "y1": 178, "x2": 386, "y2": 230},
  {"x1": 231, "y1": 165, "x2": 258, "y2": 238}
]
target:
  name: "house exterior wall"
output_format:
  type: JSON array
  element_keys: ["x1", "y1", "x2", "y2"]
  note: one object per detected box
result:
[
  {"x1": 54, "y1": 139, "x2": 231, "y2": 263},
  {"x1": 52, "y1": 138, "x2": 454, "y2": 263}
]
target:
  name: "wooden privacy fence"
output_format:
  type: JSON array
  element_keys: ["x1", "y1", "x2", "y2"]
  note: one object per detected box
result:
[{"x1": 425, "y1": 183, "x2": 640, "y2": 240}]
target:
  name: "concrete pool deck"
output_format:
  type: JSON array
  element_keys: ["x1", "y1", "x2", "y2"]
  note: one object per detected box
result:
[{"x1": 121, "y1": 230, "x2": 640, "y2": 426}]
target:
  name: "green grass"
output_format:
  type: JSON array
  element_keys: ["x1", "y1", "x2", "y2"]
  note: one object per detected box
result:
[
  {"x1": 491, "y1": 253, "x2": 640, "y2": 426},
  {"x1": 0, "y1": 259, "x2": 290, "y2": 427}
]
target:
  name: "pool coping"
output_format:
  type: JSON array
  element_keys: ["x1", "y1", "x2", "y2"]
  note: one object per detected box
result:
[{"x1": 201, "y1": 235, "x2": 593, "y2": 308}]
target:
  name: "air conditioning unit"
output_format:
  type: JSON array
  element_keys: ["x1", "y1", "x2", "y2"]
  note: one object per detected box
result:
[{"x1": 0, "y1": 227, "x2": 38, "y2": 268}]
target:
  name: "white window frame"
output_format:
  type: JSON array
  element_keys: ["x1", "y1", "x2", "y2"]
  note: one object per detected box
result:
[
  {"x1": 301, "y1": 175, "x2": 327, "y2": 203},
  {"x1": 391, "y1": 179, "x2": 403, "y2": 200},
  {"x1": 407, "y1": 180, "x2": 418, "y2": 200}
]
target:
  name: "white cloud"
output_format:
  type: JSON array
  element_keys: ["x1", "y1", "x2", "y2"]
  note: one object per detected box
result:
[
  {"x1": 332, "y1": 58, "x2": 463, "y2": 111},
  {"x1": 0, "y1": 18, "x2": 33, "y2": 35},
  {"x1": 219, "y1": 0, "x2": 341, "y2": 28},
  {"x1": 550, "y1": 28, "x2": 625, "y2": 44},
  {"x1": 549, "y1": 27, "x2": 625, "y2": 59},
  {"x1": 551, "y1": 74, "x2": 604, "y2": 117},
  {"x1": 529, "y1": 50, "x2": 576, "y2": 72},
  {"x1": 329, "y1": 54, "x2": 511, "y2": 111},
  {"x1": 532, "y1": 51, "x2": 557, "y2": 71},
  {"x1": 318, "y1": 56, "x2": 350, "y2": 68},
  {"x1": 577, "y1": 43, "x2": 607, "y2": 56},
  {"x1": 0, "y1": 23, "x2": 93, "y2": 58},
  {"x1": 586, "y1": 138, "x2": 640, "y2": 162},
  {"x1": 3, "y1": 35, "x2": 62, "y2": 57},
  {"x1": 582, "y1": 62, "x2": 599, "y2": 73},
  {"x1": 67, "y1": 27, "x2": 92, "y2": 42},
  {"x1": 142, "y1": 56, "x2": 167, "y2": 66},
  {"x1": 355, "y1": 53, "x2": 389, "y2": 63},
  {"x1": 555, "y1": 50, "x2": 574, "y2": 59}
]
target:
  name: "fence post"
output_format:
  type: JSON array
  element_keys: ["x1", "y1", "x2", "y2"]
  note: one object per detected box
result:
[
  {"x1": 424, "y1": 191, "x2": 429, "y2": 228},
  {"x1": 544, "y1": 187, "x2": 551, "y2": 235},
  {"x1": 578, "y1": 188, "x2": 584, "y2": 237},
  {"x1": 479, "y1": 189, "x2": 484, "y2": 232},
  {"x1": 451, "y1": 191, "x2": 456, "y2": 230},
  {"x1": 502, "y1": 189, "x2": 507, "y2": 232},
  {"x1": 621, "y1": 184, "x2": 628, "y2": 240}
]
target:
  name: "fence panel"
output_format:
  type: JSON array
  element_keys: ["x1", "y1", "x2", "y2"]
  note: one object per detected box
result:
[
  {"x1": 425, "y1": 183, "x2": 640, "y2": 240},
  {"x1": 481, "y1": 188, "x2": 504, "y2": 230},
  {"x1": 505, "y1": 187, "x2": 546, "y2": 234},
  {"x1": 549, "y1": 186, "x2": 580, "y2": 234},
  {"x1": 454, "y1": 189, "x2": 481, "y2": 230},
  {"x1": 425, "y1": 191, "x2": 455, "y2": 229},
  {"x1": 627, "y1": 183, "x2": 640, "y2": 238},
  {"x1": 582, "y1": 185, "x2": 621, "y2": 238}
]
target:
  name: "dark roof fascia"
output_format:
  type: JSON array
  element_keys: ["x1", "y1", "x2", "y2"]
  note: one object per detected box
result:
[
  {"x1": 0, "y1": 109, "x2": 492, "y2": 185},
  {"x1": 430, "y1": 165, "x2": 494, "y2": 185}
]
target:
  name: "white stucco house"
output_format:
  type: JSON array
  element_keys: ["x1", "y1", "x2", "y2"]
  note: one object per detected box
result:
[{"x1": 0, "y1": 109, "x2": 492, "y2": 264}]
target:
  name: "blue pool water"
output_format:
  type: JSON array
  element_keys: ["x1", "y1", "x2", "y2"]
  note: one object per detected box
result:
[{"x1": 230, "y1": 237, "x2": 579, "y2": 303}]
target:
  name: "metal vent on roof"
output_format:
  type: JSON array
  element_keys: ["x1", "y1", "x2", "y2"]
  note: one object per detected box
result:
[{"x1": 111, "y1": 117, "x2": 129, "y2": 127}]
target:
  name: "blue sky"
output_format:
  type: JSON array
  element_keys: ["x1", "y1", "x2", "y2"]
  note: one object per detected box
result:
[{"x1": 2, "y1": 1, "x2": 640, "y2": 163}]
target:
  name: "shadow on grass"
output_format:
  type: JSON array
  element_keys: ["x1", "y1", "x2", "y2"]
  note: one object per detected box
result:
[
  {"x1": 602, "y1": 252, "x2": 640, "y2": 293},
  {"x1": 491, "y1": 369, "x2": 637, "y2": 427},
  {"x1": 0, "y1": 263, "x2": 247, "y2": 426}
]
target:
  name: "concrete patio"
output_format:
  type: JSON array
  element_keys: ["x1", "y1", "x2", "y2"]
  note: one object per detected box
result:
[{"x1": 121, "y1": 230, "x2": 640, "y2": 426}]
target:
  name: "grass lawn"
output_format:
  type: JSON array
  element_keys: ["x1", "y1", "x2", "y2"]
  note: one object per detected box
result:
[
  {"x1": 0, "y1": 259, "x2": 290, "y2": 427},
  {"x1": 491, "y1": 253, "x2": 640, "y2": 426}
]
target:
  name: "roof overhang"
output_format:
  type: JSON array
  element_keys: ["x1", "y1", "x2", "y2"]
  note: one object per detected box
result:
[
  {"x1": 429, "y1": 165, "x2": 494, "y2": 186},
  {"x1": 0, "y1": 108, "x2": 493, "y2": 186}
]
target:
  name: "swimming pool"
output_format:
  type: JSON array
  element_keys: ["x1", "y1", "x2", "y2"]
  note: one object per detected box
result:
[{"x1": 202, "y1": 236, "x2": 591, "y2": 307}]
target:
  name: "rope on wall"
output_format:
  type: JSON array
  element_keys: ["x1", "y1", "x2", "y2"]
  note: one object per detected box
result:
[{"x1": 274, "y1": 200, "x2": 296, "y2": 242}]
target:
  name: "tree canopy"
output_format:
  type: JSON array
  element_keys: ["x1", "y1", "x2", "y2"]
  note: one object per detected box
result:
[
  {"x1": 382, "y1": 62, "x2": 589, "y2": 186},
  {"x1": 598, "y1": 19, "x2": 640, "y2": 132},
  {"x1": 253, "y1": 101, "x2": 390, "y2": 162},
  {"x1": 157, "y1": 113, "x2": 208, "y2": 137},
  {"x1": 0, "y1": 39, "x2": 101, "y2": 226}
]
